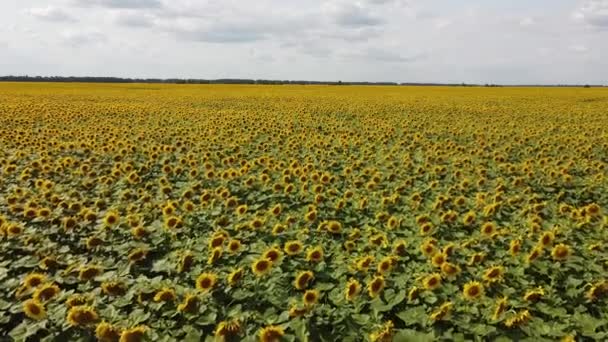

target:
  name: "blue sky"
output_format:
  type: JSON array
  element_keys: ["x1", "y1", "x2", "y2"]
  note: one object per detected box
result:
[{"x1": 0, "y1": 0, "x2": 606, "y2": 84}]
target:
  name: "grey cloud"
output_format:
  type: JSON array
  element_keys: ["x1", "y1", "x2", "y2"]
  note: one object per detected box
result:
[
  {"x1": 574, "y1": 0, "x2": 608, "y2": 28},
  {"x1": 62, "y1": 30, "x2": 107, "y2": 47},
  {"x1": 332, "y1": 3, "x2": 385, "y2": 27},
  {"x1": 174, "y1": 27, "x2": 265, "y2": 43},
  {"x1": 27, "y1": 6, "x2": 77, "y2": 22},
  {"x1": 73, "y1": 0, "x2": 162, "y2": 9},
  {"x1": 114, "y1": 13, "x2": 156, "y2": 27},
  {"x1": 344, "y1": 48, "x2": 426, "y2": 63}
]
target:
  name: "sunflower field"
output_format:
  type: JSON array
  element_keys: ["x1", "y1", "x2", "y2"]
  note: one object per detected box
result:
[{"x1": 0, "y1": 83, "x2": 607, "y2": 342}]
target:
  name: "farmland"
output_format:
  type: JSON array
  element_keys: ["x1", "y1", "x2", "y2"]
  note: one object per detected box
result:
[{"x1": 0, "y1": 83, "x2": 607, "y2": 341}]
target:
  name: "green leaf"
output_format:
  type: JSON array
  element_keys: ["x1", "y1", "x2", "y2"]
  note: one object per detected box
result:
[{"x1": 393, "y1": 329, "x2": 435, "y2": 342}]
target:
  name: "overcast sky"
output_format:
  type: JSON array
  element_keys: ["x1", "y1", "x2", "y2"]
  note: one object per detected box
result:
[{"x1": 1, "y1": 0, "x2": 607, "y2": 84}]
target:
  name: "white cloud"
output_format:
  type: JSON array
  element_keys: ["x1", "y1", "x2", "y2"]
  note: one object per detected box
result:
[
  {"x1": 569, "y1": 44, "x2": 589, "y2": 52},
  {"x1": 62, "y1": 30, "x2": 107, "y2": 47},
  {"x1": 323, "y1": 1, "x2": 385, "y2": 27},
  {"x1": 73, "y1": 0, "x2": 163, "y2": 9},
  {"x1": 27, "y1": 6, "x2": 77, "y2": 22},
  {"x1": 573, "y1": 0, "x2": 608, "y2": 28},
  {"x1": 519, "y1": 17, "x2": 535, "y2": 27},
  {"x1": 1, "y1": 0, "x2": 607, "y2": 84}
]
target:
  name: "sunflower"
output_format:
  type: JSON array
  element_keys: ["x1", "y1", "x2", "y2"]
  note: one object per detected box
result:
[
  {"x1": 304, "y1": 210, "x2": 317, "y2": 222},
  {"x1": 509, "y1": 239, "x2": 521, "y2": 256},
  {"x1": 431, "y1": 253, "x2": 447, "y2": 267},
  {"x1": 492, "y1": 297, "x2": 509, "y2": 320},
  {"x1": 423, "y1": 273, "x2": 442, "y2": 290},
  {"x1": 67, "y1": 306, "x2": 99, "y2": 326},
  {"x1": 235, "y1": 204, "x2": 248, "y2": 216},
  {"x1": 419, "y1": 222, "x2": 434, "y2": 236},
  {"x1": 154, "y1": 287, "x2": 176, "y2": 302},
  {"x1": 523, "y1": 287, "x2": 544, "y2": 302},
  {"x1": 23, "y1": 273, "x2": 46, "y2": 288},
  {"x1": 368, "y1": 276, "x2": 385, "y2": 298},
  {"x1": 119, "y1": 326, "x2": 147, "y2": 342},
  {"x1": 164, "y1": 215, "x2": 181, "y2": 230},
  {"x1": 178, "y1": 251, "x2": 194, "y2": 273},
  {"x1": 483, "y1": 266, "x2": 505, "y2": 283},
  {"x1": 227, "y1": 239, "x2": 242, "y2": 254},
  {"x1": 284, "y1": 240, "x2": 304, "y2": 256},
  {"x1": 131, "y1": 226, "x2": 148, "y2": 239},
  {"x1": 128, "y1": 248, "x2": 147, "y2": 263},
  {"x1": 103, "y1": 210, "x2": 120, "y2": 227},
  {"x1": 326, "y1": 220, "x2": 342, "y2": 234},
  {"x1": 369, "y1": 321, "x2": 394, "y2": 342},
  {"x1": 65, "y1": 294, "x2": 88, "y2": 308},
  {"x1": 207, "y1": 247, "x2": 223, "y2": 265},
  {"x1": 345, "y1": 278, "x2": 361, "y2": 301},
  {"x1": 468, "y1": 252, "x2": 485, "y2": 266},
  {"x1": 263, "y1": 247, "x2": 282, "y2": 263},
  {"x1": 393, "y1": 240, "x2": 407, "y2": 256},
  {"x1": 306, "y1": 246, "x2": 324, "y2": 262},
  {"x1": 429, "y1": 302, "x2": 453, "y2": 322},
  {"x1": 420, "y1": 240, "x2": 437, "y2": 257},
  {"x1": 215, "y1": 319, "x2": 242, "y2": 338},
  {"x1": 101, "y1": 281, "x2": 126, "y2": 296},
  {"x1": 539, "y1": 231, "x2": 555, "y2": 248},
  {"x1": 303, "y1": 289, "x2": 320, "y2": 306},
  {"x1": 252, "y1": 258, "x2": 272, "y2": 276},
  {"x1": 177, "y1": 293, "x2": 199, "y2": 313},
  {"x1": 79, "y1": 265, "x2": 103, "y2": 281},
  {"x1": 526, "y1": 245, "x2": 543, "y2": 263},
  {"x1": 585, "y1": 281, "x2": 608, "y2": 302},
  {"x1": 209, "y1": 234, "x2": 226, "y2": 249},
  {"x1": 356, "y1": 255, "x2": 374, "y2": 272},
  {"x1": 480, "y1": 222, "x2": 496, "y2": 236},
  {"x1": 96, "y1": 322, "x2": 121, "y2": 342},
  {"x1": 386, "y1": 216, "x2": 399, "y2": 229},
  {"x1": 504, "y1": 310, "x2": 532, "y2": 328},
  {"x1": 462, "y1": 211, "x2": 476, "y2": 226},
  {"x1": 219, "y1": 267, "x2": 241, "y2": 286},
  {"x1": 377, "y1": 256, "x2": 396, "y2": 274},
  {"x1": 289, "y1": 305, "x2": 309, "y2": 318},
  {"x1": 463, "y1": 281, "x2": 484, "y2": 300},
  {"x1": 551, "y1": 243, "x2": 571, "y2": 261},
  {"x1": 440, "y1": 262, "x2": 461, "y2": 278},
  {"x1": 196, "y1": 272, "x2": 218, "y2": 292},
  {"x1": 23, "y1": 299, "x2": 46, "y2": 320},
  {"x1": 258, "y1": 325, "x2": 284, "y2": 342},
  {"x1": 272, "y1": 223, "x2": 286, "y2": 235},
  {"x1": 294, "y1": 271, "x2": 314, "y2": 290},
  {"x1": 249, "y1": 217, "x2": 265, "y2": 230}
]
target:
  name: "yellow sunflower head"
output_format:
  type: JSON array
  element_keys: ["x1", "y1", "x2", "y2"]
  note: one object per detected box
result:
[
  {"x1": 345, "y1": 278, "x2": 361, "y2": 301},
  {"x1": 252, "y1": 258, "x2": 273, "y2": 276},
  {"x1": 462, "y1": 281, "x2": 484, "y2": 300},
  {"x1": 303, "y1": 289, "x2": 320, "y2": 306},
  {"x1": 23, "y1": 299, "x2": 46, "y2": 320},
  {"x1": 368, "y1": 276, "x2": 385, "y2": 298},
  {"x1": 196, "y1": 272, "x2": 218, "y2": 292}
]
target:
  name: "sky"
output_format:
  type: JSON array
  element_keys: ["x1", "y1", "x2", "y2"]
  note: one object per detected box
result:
[{"x1": 0, "y1": 0, "x2": 607, "y2": 84}]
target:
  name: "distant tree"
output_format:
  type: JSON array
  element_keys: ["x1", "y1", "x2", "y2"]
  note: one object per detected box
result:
[{"x1": 584, "y1": 84, "x2": 590, "y2": 88}]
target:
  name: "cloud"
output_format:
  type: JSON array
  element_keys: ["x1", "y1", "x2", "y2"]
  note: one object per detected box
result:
[
  {"x1": 569, "y1": 45, "x2": 589, "y2": 53},
  {"x1": 343, "y1": 48, "x2": 426, "y2": 63},
  {"x1": 114, "y1": 12, "x2": 156, "y2": 27},
  {"x1": 519, "y1": 17, "x2": 535, "y2": 27},
  {"x1": 27, "y1": 6, "x2": 77, "y2": 22},
  {"x1": 324, "y1": 1, "x2": 385, "y2": 27},
  {"x1": 73, "y1": 0, "x2": 163, "y2": 9},
  {"x1": 573, "y1": 0, "x2": 608, "y2": 28},
  {"x1": 62, "y1": 30, "x2": 107, "y2": 47}
]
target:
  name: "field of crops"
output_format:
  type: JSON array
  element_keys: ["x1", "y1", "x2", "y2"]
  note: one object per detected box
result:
[{"x1": 0, "y1": 83, "x2": 607, "y2": 342}]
